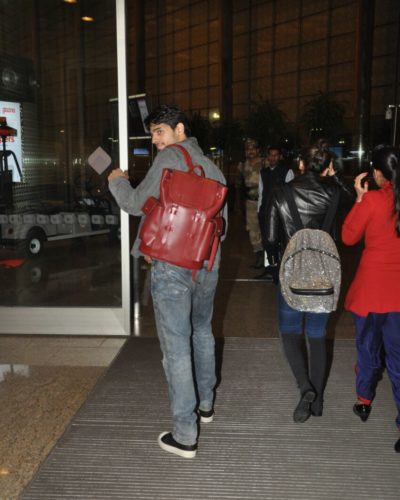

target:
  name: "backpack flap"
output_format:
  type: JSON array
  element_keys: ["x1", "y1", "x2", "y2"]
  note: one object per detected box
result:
[{"x1": 161, "y1": 168, "x2": 226, "y2": 214}]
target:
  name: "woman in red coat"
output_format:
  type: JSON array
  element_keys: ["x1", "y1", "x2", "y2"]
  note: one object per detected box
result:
[{"x1": 342, "y1": 145, "x2": 400, "y2": 453}]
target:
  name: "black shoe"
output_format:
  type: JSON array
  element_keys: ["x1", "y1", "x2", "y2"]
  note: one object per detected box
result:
[
  {"x1": 353, "y1": 403, "x2": 371, "y2": 422},
  {"x1": 311, "y1": 398, "x2": 323, "y2": 417},
  {"x1": 199, "y1": 408, "x2": 214, "y2": 423},
  {"x1": 251, "y1": 251, "x2": 264, "y2": 269},
  {"x1": 293, "y1": 389, "x2": 316, "y2": 423},
  {"x1": 255, "y1": 269, "x2": 274, "y2": 281},
  {"x1": 158, "y1": 432, "x2": 197, "y2": 458},
  {"x1": 395, "y1": 437, "x2": 400, "y2": 453}
]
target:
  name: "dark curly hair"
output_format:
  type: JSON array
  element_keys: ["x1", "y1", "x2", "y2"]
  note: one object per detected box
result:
[{"x1": 144, "y1": 104, "x2": 191, "y2": 136}]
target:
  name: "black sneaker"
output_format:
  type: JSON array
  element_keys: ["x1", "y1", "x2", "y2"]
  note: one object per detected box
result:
[
  {"x1": 199, "y1": 408, "x2": 214, "y2": 423},
  {"x1": 158, "y1": 432, "x2": 197, "y2": 459}
]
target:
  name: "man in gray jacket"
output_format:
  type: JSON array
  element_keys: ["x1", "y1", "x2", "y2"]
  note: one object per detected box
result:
[{"x1": 108, "y1": 105, "x2": 227, "y2": 458}]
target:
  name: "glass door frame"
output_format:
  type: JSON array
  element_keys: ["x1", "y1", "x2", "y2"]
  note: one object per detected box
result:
[{"x1": 0, "y1": 0, "x2": 131, "y2": 336}]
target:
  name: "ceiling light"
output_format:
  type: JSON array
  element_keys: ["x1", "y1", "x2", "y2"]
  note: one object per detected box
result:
[
  {"x1": 81, "y1": 15, "x2": 94, "y2": 22},
  {"x1": 64, "y1": 0, "x2": 77, "y2": 4}
]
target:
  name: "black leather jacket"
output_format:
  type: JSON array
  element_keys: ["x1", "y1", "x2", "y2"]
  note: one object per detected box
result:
[{"x1": 265, "y1": 171, "x2": 352, "y2": 264}]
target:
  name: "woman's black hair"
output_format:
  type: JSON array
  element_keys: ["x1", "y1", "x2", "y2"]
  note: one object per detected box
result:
[
  {"x1": 300, "y1": 139, "x2": 332, "y2": 173},
  {"x1": 144, "y1": 104, "x2": 191, "y2": 136},
  {"x1": 371, "y1": 145, "x2": 400, "y2": 236}
]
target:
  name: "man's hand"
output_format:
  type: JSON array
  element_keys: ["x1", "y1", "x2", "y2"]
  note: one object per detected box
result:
[{"x1": 108, "y1": 168, "x2": 129, "y2": 182}]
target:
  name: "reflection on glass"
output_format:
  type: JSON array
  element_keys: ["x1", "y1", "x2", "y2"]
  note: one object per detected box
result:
[
  {"x1": 0, "y1": 364, "x2": 30, "y2": 382},
  {"x1": 0, "y1": 0, "x2": 121, "y2": 308}
]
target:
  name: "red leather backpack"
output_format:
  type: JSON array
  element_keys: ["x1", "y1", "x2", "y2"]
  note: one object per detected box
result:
[{"x1": 139, "y1": 144, "x2": 227, "y2": 272}]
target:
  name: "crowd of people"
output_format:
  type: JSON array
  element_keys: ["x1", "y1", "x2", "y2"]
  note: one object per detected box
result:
[
  {"x1": 237, "y1": 140, "x2": 294, "y2": 280},
  {"x1": 239, "y1": 139, "x2": 400, "y2": 444},
  {"x1": 109, "y1": 104, "x2": 400, "y2": 459}
]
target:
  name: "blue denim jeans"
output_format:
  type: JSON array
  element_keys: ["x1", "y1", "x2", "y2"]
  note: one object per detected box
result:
[
  {"x1": 151, "y1": 260, "x2": 218, "y2": 445},
  {"x1": 278, "y1": 289, "x2": 329, "y2": 338}
]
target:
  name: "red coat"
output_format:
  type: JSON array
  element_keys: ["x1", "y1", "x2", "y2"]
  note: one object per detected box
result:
[{"x1": 342, "y1": 181, "x2": 400, "y2": 316}]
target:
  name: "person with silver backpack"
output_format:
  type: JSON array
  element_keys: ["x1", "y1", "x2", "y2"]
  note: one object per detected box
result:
[{"x1": 264, "y1": 140, "x2": 351, "y2": 423}]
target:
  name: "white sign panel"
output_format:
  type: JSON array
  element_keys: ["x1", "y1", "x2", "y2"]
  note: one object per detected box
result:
[
  {"x1": 87, "y1": 146, "x2": 112, "y2": 175},
  {"x1": 0, "y1": 100, "x2": 23, "y2": 182}
]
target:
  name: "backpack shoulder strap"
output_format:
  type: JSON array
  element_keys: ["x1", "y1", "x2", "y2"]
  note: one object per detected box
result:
[
  {"x1": 167, "y1": 144, "x2": 205, "y2": 176},
  {"x1": 321, "y1": 189, "x2": 340, "y2": 233},
  {"x1": 283, "y1": 184, "x2": 303, "y2": 231}
]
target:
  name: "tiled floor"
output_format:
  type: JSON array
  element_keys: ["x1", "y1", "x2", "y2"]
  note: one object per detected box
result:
[
  {"x1": 0, "y1": 336, "x2": 125, "y2": 499},
  {"x1": 0, "y1": 204, "x2": 358, "y2": 498}
]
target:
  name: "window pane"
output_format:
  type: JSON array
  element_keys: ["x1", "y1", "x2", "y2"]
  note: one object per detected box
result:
[{"x1": 0, "y1": 0, "x2": 121, "y2": 308}]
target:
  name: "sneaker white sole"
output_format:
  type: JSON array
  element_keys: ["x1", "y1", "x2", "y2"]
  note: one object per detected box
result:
[
  {"x1": 158, "y1": 432, "x2": 197, "y2": 459},
  {"x1": 200, "y1": 414, "x2": 214, "y2": 423}
]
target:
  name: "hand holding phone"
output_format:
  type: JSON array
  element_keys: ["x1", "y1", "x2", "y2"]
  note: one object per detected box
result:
[{"x1": 354, "y1": 172, "x2": 369, "y2": 202}]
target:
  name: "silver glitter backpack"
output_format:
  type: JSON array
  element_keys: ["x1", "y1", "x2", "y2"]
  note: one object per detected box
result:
[{"x1": 279, "y1": 185, "x2": 341, "y2": 313}]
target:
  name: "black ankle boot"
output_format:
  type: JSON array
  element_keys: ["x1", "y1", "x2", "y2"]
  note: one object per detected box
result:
[
  {"x1": 281, "y1": 334, "x2": 311, "y2": 389},
  {"x1": 251, "y1": 250, "x2": 264, "y2": 269},
  {"x1": 308, "y1": 337, "x2": 326, "y2": 417},
  {"x1": 353, "y1": 403, "x2": 371, "y2": 422},
  {"x1": 311, "y1": 397, "x2": 323, "y2": 417},
  {"x1": 395, "y1": 437, "x2": 400, "y2": 453},
  {"x1": 293, "y1": 389, "x2": 316, "y2": 423}
]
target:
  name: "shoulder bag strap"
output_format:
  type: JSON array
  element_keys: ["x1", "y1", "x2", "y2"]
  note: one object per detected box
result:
[
  {"x1": 283, "y1": 184, "x2": 304, "y2": 231},
  {"x1": 167, "y1": 144, "x2": 205, "y2": 177},
  {"x1": 321, "y1": 189, "x2": 340, "y2": 232}
]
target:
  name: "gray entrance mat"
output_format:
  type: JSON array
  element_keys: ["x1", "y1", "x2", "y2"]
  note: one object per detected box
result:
[{"x1": 22, "y1": 338, "x2": 399, "y2": 499}]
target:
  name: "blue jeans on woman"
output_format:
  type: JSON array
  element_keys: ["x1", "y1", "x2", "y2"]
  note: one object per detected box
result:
[
  {"x1": 151, "y1": 260, "x2": 218, "y2": 446},
  {"x1": 278, "y1": 289, "x2": 329, "y2": 338}
]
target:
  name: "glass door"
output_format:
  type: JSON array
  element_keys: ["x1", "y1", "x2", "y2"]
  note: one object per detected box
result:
[{"x1": 0, "y1": 0, "x2": 130, "y2": 335}]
